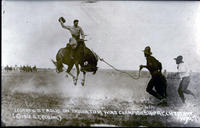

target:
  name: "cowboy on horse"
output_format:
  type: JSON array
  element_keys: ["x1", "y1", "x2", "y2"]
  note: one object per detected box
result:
[
  {"x1": 59, "y1": 17, "x2": 86, "y2": 59},
  {"x1": 51, "y1": 17, "x2": 98, "y2": 86}
]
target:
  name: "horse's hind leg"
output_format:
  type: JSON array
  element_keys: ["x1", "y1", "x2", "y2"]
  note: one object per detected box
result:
[
  {"x1": 74, "y1": 64, "x2": 80, "y2": 86},
  {"x1": 81, "y1": 71, "x2": 86, "y2": 86}
]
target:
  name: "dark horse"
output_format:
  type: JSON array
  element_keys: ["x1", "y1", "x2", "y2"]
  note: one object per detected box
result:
[{"x1": 51, "y1": 40, "x2": 98, "y2": 86}]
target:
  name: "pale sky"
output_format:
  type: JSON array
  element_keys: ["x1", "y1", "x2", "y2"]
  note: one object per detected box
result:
[{"x1": 2, "y1": 0, "x2": 200, "y2": 72}]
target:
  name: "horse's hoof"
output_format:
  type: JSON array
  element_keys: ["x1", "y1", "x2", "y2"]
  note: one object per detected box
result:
[
  {"x1": 81, "y1": 81, "x2": 85, "y2": 86},
  {"x1": 73, "y1": 81, "x2": 77, "y2": 86},
  {"x1": 73, "y1": 78, "x2": 78, "y2": 86},
  {"x1": 73, "y1": 81, "x2": 77, "y2": 85}
]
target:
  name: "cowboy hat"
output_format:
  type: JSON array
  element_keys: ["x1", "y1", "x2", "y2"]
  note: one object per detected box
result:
[
  {"x1": 58, "y1": 17, "x2": 66, "y2": 23},
  {"x1": 174, "y1": 55, "x2": 184, "y2": 63},
  {"x1": 142, "y1": 46, "x2": 152, "y2": 55}
]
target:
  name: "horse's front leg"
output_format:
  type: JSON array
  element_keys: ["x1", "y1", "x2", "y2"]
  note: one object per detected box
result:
[
  {"x1": 66, "y1": 64, "x2": 77, "y2": 85},
  {"x1": 74, "y1": 63, "x2": 80, "y2": 85},
  {"x1": 81, "y1": 71, "x2": 86, "y2": 86}
]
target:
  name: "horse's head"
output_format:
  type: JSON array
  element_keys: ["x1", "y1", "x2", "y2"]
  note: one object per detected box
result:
[{"x1": 51, "y1": 59, "x2": 63, "y2": 73}]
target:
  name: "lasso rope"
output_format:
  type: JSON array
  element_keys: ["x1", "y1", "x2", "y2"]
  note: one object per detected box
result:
[
  {"x1": 101, "y1": 58, "x2": 141, "y2": 80},
  {"x1": 93, "y1": 52, "x2": 141, "y2": 80}
]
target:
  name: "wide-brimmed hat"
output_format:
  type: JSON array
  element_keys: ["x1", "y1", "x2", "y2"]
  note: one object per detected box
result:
[
  {"x1": 142, "y1": 46, "x2": 152, "y2": 55},
  {"x1": 58, "y1": 17, "x2": 66, "y2": 23},
  {"x1": 174, "y1": 55, "x2": 184, "y2": 63}
]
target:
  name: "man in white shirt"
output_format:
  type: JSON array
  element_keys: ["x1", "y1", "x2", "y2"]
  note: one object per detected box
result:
[{"x1": 174, "y1": 55, "x2": 196, "y2": 103}]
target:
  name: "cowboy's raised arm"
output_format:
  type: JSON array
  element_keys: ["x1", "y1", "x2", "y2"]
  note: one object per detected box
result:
[{"x1": 60, "y1": 21, "x2": 71, "y2": 30}]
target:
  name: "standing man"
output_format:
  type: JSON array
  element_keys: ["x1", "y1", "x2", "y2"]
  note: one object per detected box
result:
[
  {"x1": 174, "y1": 55, "x2": 196, "y2": 103},
  {"x1": 58, "y1": 17, "x2": 86, "y2": 59},
  {"x1": 140, "y1": 46, "x2": 168, "y2": 105}
]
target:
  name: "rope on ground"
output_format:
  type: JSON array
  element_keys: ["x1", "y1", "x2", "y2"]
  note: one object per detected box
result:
[{"x1": 95, "y1": 53, "x2": 141, "y2": 80}]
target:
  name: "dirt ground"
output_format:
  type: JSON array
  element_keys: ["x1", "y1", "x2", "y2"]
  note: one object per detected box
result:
[{"x1": 1, "y1": 70, "x2": 200, "y2": 126}]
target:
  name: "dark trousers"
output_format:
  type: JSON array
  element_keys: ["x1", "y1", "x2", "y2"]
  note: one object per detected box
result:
[{"x1": 146, "y1": 72, "x2": 167, "y2": 100}]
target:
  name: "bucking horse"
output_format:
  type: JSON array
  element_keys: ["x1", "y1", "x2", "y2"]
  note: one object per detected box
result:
[{"x1": 51, "y1": 39, "x2": 98, "y2": 86}]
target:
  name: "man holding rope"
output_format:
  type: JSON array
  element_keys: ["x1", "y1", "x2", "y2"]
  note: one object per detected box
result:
[{"x1": 139, "y1": 46, "x2": 168, "y2": 105}]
